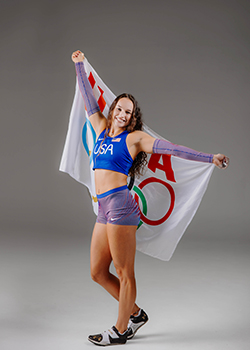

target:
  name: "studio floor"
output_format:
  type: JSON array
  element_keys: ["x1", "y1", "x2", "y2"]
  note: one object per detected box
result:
[{"x1": 1, "y1": 227, "x2": 249, "y2": 350}]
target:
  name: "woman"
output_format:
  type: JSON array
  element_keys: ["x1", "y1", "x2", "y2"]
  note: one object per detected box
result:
[{"x1": 71, "y1": 50, "x2": 229, "y2": 346}]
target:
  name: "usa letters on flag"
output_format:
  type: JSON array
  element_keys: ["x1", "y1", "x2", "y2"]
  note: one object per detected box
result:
[{"x1": 60, "y1": 58, "x2": 215, "y2": 261}]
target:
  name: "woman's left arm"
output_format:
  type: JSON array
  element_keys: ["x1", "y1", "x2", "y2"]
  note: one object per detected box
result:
[{"x1": 136, "y1": 132, "x2": 229, "y2": 169}]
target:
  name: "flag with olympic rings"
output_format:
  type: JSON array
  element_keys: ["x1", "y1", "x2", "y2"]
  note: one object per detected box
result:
[{"x1": 59, "y1": 58, "x2": 215, "y2": 261}]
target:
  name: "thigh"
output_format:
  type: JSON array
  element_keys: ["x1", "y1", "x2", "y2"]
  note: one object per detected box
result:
[
  {"x1": 107, "y1": 224, "x2": 137, "y2": 275},
  {"x1": 90, "y1": 223, "x2": 112, "y2": 274}
]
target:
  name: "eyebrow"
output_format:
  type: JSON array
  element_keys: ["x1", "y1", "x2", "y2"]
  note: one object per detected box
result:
[{"x1": 117, "y1": 104, "x2": 132, "y2": 112}]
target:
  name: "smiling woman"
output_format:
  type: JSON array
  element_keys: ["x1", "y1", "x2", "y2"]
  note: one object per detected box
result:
[
  {"x1": 70, "y1": 50, "x2": 229, "y2": 346},
  {"x1": 102, "y1": 93, "x2": 148, "y2": 179},
  {"x1": 112, "y1": 98, "x2": 133, "y2": 128}
]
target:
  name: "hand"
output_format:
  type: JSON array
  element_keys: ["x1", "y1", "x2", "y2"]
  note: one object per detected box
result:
[
  {"x1": 212, "y1": 153, "x2": 229, "y2": 169},
  {"x1": 71, "y1": 50, "x2": 84, "y2": 63}
]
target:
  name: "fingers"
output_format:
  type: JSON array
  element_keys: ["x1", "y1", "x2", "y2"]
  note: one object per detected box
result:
[
  {"x1": 71, "y1": 50, "x2": 84, "y2": 62},
  {"x1": 72, "y1": 50, "x2": 84, "y2": 58},
  {"x1": 221, "y1": 156, "x2": 229, "y2": 169},
  {"x1": 212, "y1": 154, "x2": 229, "y2": 169},
  {"x1": 215, "y1": 154, "x2": 229, "y2": 169}
]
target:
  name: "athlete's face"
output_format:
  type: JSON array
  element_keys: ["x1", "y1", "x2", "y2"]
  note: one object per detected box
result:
[{"x1": 112, "y1": 98, "x2": 134, "y2": 128}]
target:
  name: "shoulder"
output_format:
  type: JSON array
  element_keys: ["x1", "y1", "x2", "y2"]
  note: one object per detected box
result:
[
  {"x1": 127, "y1": 130, "x2": 146, "y2": 143},
  {"x1": 127, "y1": 130, "x2": 155, "y2": 144},
  {"x1": 127, "y1": 130, "x2": 155, "y2": 154}
]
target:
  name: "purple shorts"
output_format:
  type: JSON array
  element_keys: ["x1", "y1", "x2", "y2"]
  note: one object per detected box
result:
[{"x1": 96, "y1": 185, "x2": 141, "y2": 226}]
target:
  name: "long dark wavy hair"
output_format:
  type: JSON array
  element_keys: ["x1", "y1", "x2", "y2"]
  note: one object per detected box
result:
[{"x1": 104, "y1": 93, "x2": 148, "y2": 178}]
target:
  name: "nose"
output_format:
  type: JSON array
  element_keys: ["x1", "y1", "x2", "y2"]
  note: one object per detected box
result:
[{"x1": 119, "y1": 109, "x2": 126, "y2": 118}]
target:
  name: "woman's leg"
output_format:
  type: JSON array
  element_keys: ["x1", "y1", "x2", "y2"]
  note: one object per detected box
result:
[
  {"x1": 106, "y1": 223, "x2": 138, "y2": 334},
  {"x1": 90, "y1": 222, "x2": 140, "y2": 314}
]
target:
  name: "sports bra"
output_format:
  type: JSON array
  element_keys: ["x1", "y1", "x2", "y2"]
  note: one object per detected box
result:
[{"x1": 93, "y1": 129, "x2": 134, "y2": 175}]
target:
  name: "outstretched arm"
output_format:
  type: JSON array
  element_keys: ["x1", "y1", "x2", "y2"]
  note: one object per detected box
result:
[
  {"x1": 153, "y1": 138, "x2": 229, "y2": 169},
  {"x1": 71, "y1": 50, "x2": 106, "y2": 135},
  {"x1": 152, "y1": 139, "x2": 229, "y2": 168},
  {"x1": 152, "y1": 138, "x2": 213, "y2": 162},
  {"x1": 132, "y1": 131, "x2": 229, "y2": 169}
]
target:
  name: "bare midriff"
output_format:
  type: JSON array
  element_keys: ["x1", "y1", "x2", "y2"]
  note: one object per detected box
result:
[{"x1": 95, "y1": 169, "x2": 128, "y2": 195}]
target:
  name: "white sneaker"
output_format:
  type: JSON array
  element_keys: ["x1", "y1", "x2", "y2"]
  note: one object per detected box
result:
[{"x1": 88, "y1": 326, "x2": 128, "y2": 346}]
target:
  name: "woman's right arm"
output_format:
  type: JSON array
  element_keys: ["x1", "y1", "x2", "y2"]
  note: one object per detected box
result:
[{"x1": 71, "y1": 50, "x2": 106, "y2": 135}]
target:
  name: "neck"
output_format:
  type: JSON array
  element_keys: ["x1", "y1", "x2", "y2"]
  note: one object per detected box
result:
[{"x1": 109, "y1": 125, "x2": 126, "y2": 137}]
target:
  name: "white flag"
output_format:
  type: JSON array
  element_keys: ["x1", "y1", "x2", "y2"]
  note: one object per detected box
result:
[{"x1": 60, "y1": 58, "x2": 214, "y2": 261}]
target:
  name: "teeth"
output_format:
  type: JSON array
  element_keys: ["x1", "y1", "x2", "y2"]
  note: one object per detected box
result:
[{"x1": 116, "y1": 117, "x2": 126, "y2": 122}]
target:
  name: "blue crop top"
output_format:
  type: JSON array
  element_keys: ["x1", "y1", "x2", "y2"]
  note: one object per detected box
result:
[{"x1": 93, "y1": 129, "x2": 134, "y2": 175}]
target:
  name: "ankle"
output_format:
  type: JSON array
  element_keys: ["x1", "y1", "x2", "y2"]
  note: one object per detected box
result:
[
  {"x1": 115, "y1": 326, "x2": 127, "y2": 335},
  {"x1": 131, "y1": 307, "x2": 140, "y2": 317}
]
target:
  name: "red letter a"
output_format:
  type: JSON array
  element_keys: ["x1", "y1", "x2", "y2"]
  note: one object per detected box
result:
[{"x1": 148, "y1": 154, "x2": 176, "y2": 182}]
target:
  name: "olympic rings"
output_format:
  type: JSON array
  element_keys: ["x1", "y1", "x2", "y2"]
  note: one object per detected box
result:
[{"x1": 134, "y1": 177, "x2": 175, "y2": 226}]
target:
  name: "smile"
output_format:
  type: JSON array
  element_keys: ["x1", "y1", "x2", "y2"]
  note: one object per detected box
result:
[{"x1": 115, "y1": 116, "x2": 127, "y2": 123}]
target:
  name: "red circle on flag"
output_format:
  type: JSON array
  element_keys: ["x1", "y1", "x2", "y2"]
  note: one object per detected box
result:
[{"x1": 134, "y1": 177, "x2": 175, "y2": 226}]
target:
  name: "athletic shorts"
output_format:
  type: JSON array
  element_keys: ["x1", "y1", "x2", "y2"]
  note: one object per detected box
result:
[{"x1": 96, "y1": 185, "x2": 141, "y2": 226}]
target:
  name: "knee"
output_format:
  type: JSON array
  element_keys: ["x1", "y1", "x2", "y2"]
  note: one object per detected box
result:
[
  {"x1": 115, "y1": 266, "x2": 135, "y2": 283},
  {"x1": 91, "y1": 271, "x2": 100, "y2": 283},
  {"x1": 91, "y1": 264, "x2": 111, "y2": 284},
  {"x1": 91, "y1": 267, "x2": 105, "y2": 283}
]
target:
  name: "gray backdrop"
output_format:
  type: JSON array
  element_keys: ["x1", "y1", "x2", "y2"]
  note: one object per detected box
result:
[
  {"x1": 1, "y1": 1, "x2": 250, "y2": 349},
  {"x1": 1, "y1": 0, "x2": 249, "y2": 236}
]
